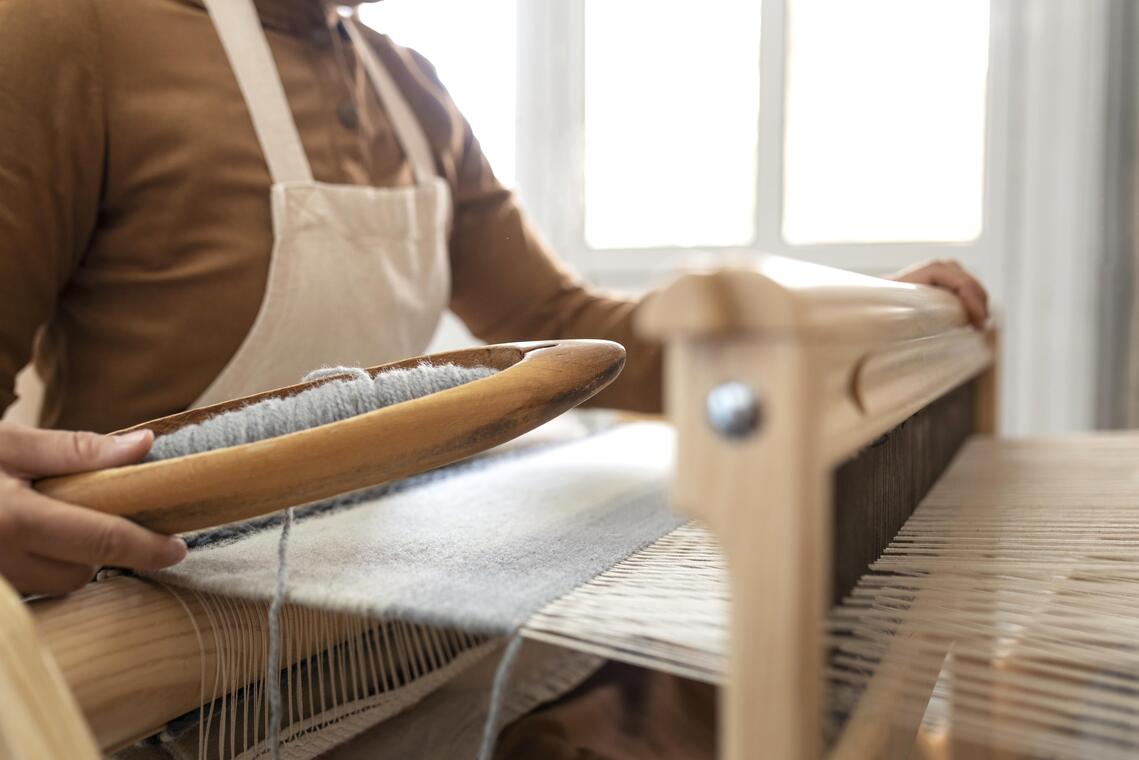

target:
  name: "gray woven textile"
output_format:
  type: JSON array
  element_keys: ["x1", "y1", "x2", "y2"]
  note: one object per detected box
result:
[
  {"x1": 153, "y1": 422, "x2": 680, "y2": 634},
  {"x1": 145, "y1": 363, "x2": 496, "y2": 462}
]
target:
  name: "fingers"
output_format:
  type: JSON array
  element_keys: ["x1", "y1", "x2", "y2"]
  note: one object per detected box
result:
[
  {"x1": 892, "y1": 260, "x2": 989, "y2": 329},
  {"x1": 0, "y1": 552, "x2": 94, "y2": 597},
  {"x1": 0, "y1": 423, "x2": 153, "y2": 479},
  {"x1": 0, "y1": 424, "x2": 179, "y2": 595},
  {"x1": 9, "y1": 486, "x2": 187, "y2": 571},
  {"x1": 928, "y1": 261, "x2": 988, "y2": 329}
]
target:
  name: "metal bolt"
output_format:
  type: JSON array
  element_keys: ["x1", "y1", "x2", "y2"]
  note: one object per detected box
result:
[{"x1": 706, "y1": 382, "x2": 761, "y2": 440}]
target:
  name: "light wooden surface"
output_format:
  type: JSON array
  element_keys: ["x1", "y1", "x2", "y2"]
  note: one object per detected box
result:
[
  {"x1": 662, "y1": 339, "x2": 830, "y2": 760},
  {"x1": 637, "y1": 257, "x2": 968, "y2": 344},
  {"x1": 0, "y1": 576, "x2": 99, "y2": 759},
  {"x1": 974, "y1": 327, "x2": 1000, "y2": 435},
  {"x1": 641, "y1": 260, "x2": 990, "y2": 467},
  {"x1": 35, "y1": 340, "x2": 624, "y2": 534},
  {"x1": 638, "y1": 260, "x2": 994, "y2": 760}
]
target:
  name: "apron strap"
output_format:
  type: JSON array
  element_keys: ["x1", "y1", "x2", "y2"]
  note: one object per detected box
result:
[
  {"x1": 202, "y1": 0, "x2": 314, "y2": 184},
  {"x1": 344, "y1": 17, "x2": 437, "y2": 186}
]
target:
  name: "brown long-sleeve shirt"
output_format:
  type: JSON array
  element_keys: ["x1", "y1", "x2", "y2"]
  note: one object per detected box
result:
[{"x1": 0, "y1": 0, "x2": 662, "y2": 433}]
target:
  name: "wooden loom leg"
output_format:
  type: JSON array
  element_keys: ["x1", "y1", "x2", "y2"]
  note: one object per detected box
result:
[
  {"x1": 666, "y1": 341, "x2": 828, "y2": 760},
  {"x1": 0, "y1": 576, "x2": 100, "y2": 760},
  {"x1": 974, "y1": 326, "x2": 999, "y2": 436}
]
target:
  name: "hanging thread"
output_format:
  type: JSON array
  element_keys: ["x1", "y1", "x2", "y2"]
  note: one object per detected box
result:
[{"x1": 477, "y1": 634, "x2": 526, "y2": 760}]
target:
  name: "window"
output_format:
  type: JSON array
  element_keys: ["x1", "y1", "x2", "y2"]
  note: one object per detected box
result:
[
  {"x1": 583, "y1": 0, "x2": 762, "y2": 250},
  {"x1": 359, "y1": 2, "x2": 1120, "y2": 437},
  {"x1": 362, "y1": 1, "x2": 999, "y2": 278},
  {"x1": 513, "y1": 0, "x2": 999, "y2": 282},
  {"x1": 782, "y1": 0, "x2": 990, "y2": 244}
]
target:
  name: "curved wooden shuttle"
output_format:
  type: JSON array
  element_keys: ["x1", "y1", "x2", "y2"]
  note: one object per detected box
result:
[{"x1": 35, "y1": 340, "x2": 626, "y2": 534}]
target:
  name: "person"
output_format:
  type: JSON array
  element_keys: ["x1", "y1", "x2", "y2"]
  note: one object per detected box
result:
[{"x1": 0, "y1": 0, "x2": 989, "y2": 754}]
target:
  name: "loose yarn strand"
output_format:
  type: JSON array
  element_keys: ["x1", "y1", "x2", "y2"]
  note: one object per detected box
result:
[{"x1": 477, "y1": 633, "x2": 525, "y2": 760}]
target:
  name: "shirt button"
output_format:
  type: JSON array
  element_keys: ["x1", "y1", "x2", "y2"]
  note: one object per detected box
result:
[
  {"x1": 309, "y1": 27, "x2": 331, "y2": 49},
  {"x1": 337, "y1": 101, "x2": 359, "y2": 130}
]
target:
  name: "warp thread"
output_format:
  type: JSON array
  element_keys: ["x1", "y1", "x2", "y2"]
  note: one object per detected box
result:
[
  {"x1": 267, "y1": 506, "x2": 294, "y2": 760},
  {"x1": 145, "y1": 362, "x2": 497, "y2": 462},
  {"x1": 478, "y1": 633, "x2": 526, "y2": 760},
  {"x1": 169, "y1": 362, "x2": 493, "y2": 759}
]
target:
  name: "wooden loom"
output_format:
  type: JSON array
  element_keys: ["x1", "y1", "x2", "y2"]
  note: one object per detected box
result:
[{"x1": 4, "y1": 258, "x2": 1139, "y2": 759}]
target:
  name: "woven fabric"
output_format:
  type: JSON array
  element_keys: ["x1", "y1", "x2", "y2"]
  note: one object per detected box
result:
[{"x1": 153, "y1": 422, "x2": 681, "y2": 635}]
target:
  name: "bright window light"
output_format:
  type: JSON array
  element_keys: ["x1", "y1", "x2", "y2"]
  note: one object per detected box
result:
[
  {"x1": 359, "y1": 0, "x2": 518, "y2": 187},
  {"x1": 782, "y1": 0, "x2": 990, "y2": 244},
  {"x1": 583, "y1": 0, "x2": 762, "y2": 250}
]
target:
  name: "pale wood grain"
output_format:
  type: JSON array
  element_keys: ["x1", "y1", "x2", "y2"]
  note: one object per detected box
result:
[
  {"x1": 0, "y1": 576, "x2": 100, "y2": 759},
  {"x1": 638, "y1": 257, "x2": 968, "y2": 344},
  {"x1": 32, "y1": 577, "x2": 221, "y2": 751},
  {"x1": 974, "y1": 327, "x2": 1000, "y2": 435}
]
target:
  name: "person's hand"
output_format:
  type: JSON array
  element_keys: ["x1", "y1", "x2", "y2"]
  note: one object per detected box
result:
[
  {"x1": 0, "y1": 423, "x2": 187, "y2": 595},
  {"x1": 888, "y1": 259, "x2": 989, "y2": 329}
]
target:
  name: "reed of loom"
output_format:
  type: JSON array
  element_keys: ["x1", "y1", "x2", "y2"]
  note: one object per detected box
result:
[
  {"x1": 0, "y1": 340, "x2": 626, "y2": 759},
  {"x1": 638, "y1": 257, "x2": 996, "y2": 760}
]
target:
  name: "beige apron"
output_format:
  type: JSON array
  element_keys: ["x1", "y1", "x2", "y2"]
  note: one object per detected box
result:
[{"x1": 194, "y1": 0, "x2": 450, "y2": 408}]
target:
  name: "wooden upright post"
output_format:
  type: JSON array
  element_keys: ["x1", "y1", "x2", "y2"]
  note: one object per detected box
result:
[
  {"x1": 662, "y1": 338, "x2": 830, "y2": 760},
  {"x1": 0, "y1": 577, "x2": 99, "y2": 760}
]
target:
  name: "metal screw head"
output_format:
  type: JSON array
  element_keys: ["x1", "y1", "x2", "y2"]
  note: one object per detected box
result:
[{"x1": 706, "y1": 382, "x2": 761, "y2": 440}]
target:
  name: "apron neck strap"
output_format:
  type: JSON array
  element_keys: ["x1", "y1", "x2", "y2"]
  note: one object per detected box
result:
[
  {"x1": 344, "y1": 16, "x2": 437, "y2": 186},
  {"x1": 202, "y1": 0, "x2": 315, "y2": 184}
]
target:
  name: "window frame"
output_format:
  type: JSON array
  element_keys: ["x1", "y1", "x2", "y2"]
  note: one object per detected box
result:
[{"x1": 515, "y1": 0, "x2": 1014, "y2": 288}]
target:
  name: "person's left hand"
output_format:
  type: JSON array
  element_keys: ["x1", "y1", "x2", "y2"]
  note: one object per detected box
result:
[{"x1": 888, "y1": 259, "x2": 988, "y2": 329}]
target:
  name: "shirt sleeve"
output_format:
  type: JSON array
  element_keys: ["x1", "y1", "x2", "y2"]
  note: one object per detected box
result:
[
  {"x1": 0, "y1": 0, "x2": 105, "y2": 414},
  {"x1": 394, "y1": 47, "x2": 664, "y2": 414}
]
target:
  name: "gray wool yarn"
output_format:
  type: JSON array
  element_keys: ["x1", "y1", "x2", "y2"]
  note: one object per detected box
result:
[{"x1": 144, "y1": 363, "x2": 497, "y2": 462}]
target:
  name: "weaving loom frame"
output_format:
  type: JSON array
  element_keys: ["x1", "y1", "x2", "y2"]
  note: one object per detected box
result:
[
  {"x1": 638, "y1": 256, "x2": 996, "y2": 760},
  {"x1": 0, "y1": 263, "x2": 1000, "y2": 760}
]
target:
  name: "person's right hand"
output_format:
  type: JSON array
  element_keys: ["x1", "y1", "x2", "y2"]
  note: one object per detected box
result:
[{"x1": 0, "y1": 422, "x2": 188, "y2": 596}]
